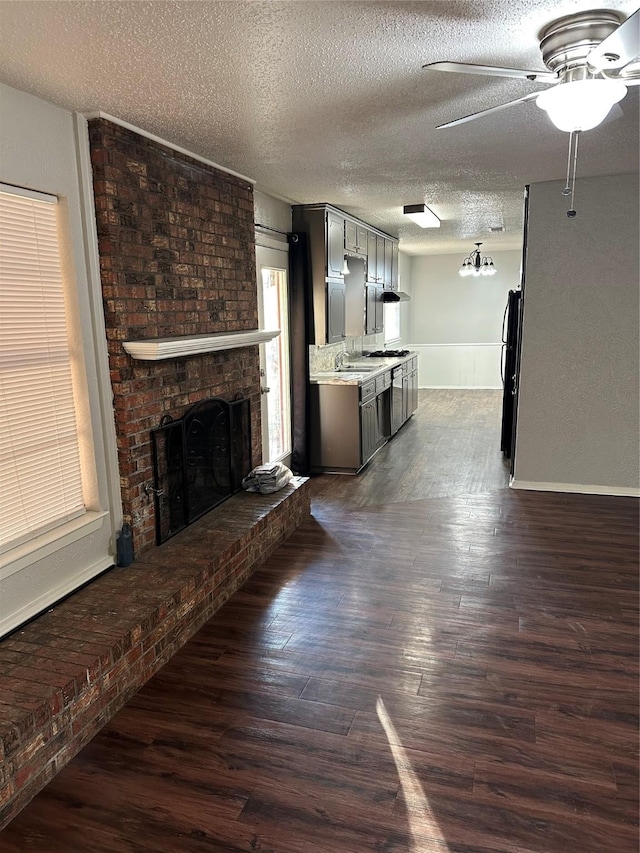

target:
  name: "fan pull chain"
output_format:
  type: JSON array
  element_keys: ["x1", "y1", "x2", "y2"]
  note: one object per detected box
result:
[
  {"x1": 562, "y1": 132, "x2": 574, "y2": 196},
  {"x1": 562, "y1": 130, "x2": 581, "y2": 218}
]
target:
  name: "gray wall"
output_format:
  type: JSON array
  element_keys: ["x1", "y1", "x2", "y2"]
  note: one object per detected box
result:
[
  {"x1": 405, "y1": 249, "x2": 521, "y2": 387},
  {"x1": 254, "y1": 189, "x2": 292, "y2": 242},
  {"x1": 514, "y1": 173, "x2": 639, "y2": 494},
  {"x1": 397, "y1": 250, "x2": 413, "y2": 347}
]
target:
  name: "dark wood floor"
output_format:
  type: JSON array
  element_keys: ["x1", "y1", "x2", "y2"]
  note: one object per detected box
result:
[{"x1": 4, "y1": 391, "x2": 639, "y2": 852}]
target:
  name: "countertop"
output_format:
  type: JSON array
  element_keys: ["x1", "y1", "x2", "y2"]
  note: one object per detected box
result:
[{"x1": 310, "y1": 352, "x2": 416, "y2": 385}]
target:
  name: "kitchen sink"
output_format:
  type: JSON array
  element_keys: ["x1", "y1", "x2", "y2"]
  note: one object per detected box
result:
[{"x1": 339, "y1": 365, "x2": 376, "y2": 372}]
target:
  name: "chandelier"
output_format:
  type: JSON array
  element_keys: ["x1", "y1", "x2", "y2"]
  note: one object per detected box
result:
[{"x1": 459, "y1": 242, "x2": 496, "y2": 277}]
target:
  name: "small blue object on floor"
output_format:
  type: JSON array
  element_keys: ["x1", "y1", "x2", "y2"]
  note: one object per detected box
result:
[{"x1": 116, "y1": 522, "x2": 134, "y2": 567}]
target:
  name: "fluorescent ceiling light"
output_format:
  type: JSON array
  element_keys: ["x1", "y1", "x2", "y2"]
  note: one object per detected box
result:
[{"x1": 403, "y1": 203, "x2": 440, "y2": 228}]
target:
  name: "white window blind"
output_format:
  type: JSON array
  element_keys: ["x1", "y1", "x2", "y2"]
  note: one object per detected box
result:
[{"x1": 0, "y1": 186, "x2": 85, "y2": 554}]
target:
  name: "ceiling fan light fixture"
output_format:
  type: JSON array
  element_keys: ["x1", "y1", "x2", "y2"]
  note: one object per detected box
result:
[
  {"x1": 536, "y1": 78, "x2": 627, "y2": 131},
  {"x1": 403, "y1": 203, "x2": 440, "y2": 228}
]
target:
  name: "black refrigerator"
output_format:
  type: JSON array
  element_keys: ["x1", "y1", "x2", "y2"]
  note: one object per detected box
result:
[
  {"x1": 500, "y1": 185, "x2": 529, "y2": 467},
  {"x1": 500, "y1": 288, "x2": 522, "y2": 460}
]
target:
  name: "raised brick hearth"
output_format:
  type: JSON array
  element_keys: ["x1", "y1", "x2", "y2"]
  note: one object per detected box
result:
[{"x1": 0, "y1": 478, "x2": 310, "y2": 829}]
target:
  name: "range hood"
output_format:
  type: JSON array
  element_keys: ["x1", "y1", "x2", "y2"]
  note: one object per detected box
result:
[{"x1": 382, "y1": 290, "x2": 411, "y2": 303}]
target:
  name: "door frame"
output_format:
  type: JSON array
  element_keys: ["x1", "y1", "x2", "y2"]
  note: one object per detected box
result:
[{"x1": 255, "y1": 237, "x2": 292, "y2": 467}]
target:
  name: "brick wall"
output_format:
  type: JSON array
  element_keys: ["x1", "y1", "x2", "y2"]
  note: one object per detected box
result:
[{"x1": 89, "y1": 119, "x2": 262, "y2": 554}]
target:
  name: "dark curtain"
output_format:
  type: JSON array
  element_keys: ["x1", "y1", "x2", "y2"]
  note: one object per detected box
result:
[{"x1": 288, "y1": 231, "x2": 312, "y2": 475}]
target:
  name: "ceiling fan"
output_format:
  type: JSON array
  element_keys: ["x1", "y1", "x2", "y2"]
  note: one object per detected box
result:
[{"x1": 424, "y1": 8, "x2": 640, "y2": 131}]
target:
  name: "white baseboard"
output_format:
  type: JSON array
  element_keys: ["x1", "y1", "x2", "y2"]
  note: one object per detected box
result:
[
  {"x1": 510, "y1": 479, "x2": 640, "y2": 498},
  {"x1": 422, "y1": 385, "x2": 503, "y2": 390}
]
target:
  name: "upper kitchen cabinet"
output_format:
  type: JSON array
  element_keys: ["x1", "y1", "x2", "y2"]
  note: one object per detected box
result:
[
  {"x1": 366, "y1": 230, "x2": 378, "y2": 283},
  {"x1": 345, "y1": 219, "x2": 367, "y2": 256},
  {"x1": 391, "y1": 242, "x2": 399, "y2": 291},
  {"x1": 292, "y1": 203, "x2": 398, "y2": 345},
  {"x1": 365, "y1": 283, "x2": 384, "y2": 335},
  {"x1": 376, "y1": 235, "x2": 385, "y2": 284},
  {"x1": 327, "y1": 278, "x2": 346, "y2": 343},
  {"x1": 383, "y1": 239, "x2": 393, "y2": 289},
  {"x1": 327, "y1": 209, "x2": 346, "y2": 279}
]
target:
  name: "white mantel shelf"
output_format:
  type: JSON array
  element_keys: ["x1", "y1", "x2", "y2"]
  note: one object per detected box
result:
[{"x1": 123, "y1": 329, "x2": 280, "y2": 361}]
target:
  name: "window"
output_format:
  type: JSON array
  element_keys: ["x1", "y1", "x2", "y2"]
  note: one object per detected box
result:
[
  {"x1": 384, "y1": 302, "x2": 401, "y2": 344},
  {"x1": 0, "y1": 185, "x2": 85, "y2": 554},
  {"x1": 259, "y1": 264, "x2": 291, "y2": 462}
]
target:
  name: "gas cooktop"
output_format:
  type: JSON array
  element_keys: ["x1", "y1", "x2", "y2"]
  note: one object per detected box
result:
[{"x1": 366, "y1": 349, "x2": 411, "y2": 358}]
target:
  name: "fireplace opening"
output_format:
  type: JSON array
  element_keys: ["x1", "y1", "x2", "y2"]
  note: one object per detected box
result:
[{"x1": 151, "y1": 396, "x2": 252, "y2": 544}]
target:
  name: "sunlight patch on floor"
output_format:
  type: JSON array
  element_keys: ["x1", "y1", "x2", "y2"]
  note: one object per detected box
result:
[{"x1": 376, "y1": 696, "x2": 449, "y2": 852}]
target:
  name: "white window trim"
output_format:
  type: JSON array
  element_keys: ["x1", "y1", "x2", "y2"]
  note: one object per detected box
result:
[
  {"x1": 1, "y1": 184, "x2": 89, "y2": 554},
  {"x1": 0, "y1": 96, "x2": 122, "y2": 638},
  {"x1": 0, "y1": 510, "x2": 109, "y2": 581},
  {"x1": 0, "y1": 182, "x2": 57, "y2": 204},
  {"x1": 74, "y1": 112, "x2": 123, "y2": 531}
]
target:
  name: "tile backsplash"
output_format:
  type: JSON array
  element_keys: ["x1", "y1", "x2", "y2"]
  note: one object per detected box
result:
[{"x1": 309, "y1": 333, "x2": 384, "y2": 373}]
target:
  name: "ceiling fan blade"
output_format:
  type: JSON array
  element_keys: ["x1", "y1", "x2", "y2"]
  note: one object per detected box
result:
[
  {"x1": 423, "y1": 61, "x2": 557, "y2": 82},
  {"x1": 600, "y1": 102, "x2": 625, "y2": 126},
  {"x1": 588, "y1": 8, "x2": 640, "y2": 71},
  {"x1": 436, "y1": 91, "x2": 541, "y2": 129}
]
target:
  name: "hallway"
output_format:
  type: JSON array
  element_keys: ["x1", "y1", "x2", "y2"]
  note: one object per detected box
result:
[{"x1": 4, "y1": 391, "x2": 638, "y2": 852}]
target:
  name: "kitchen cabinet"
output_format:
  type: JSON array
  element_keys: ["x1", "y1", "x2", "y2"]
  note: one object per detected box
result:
[
  {"x1": 345, "y1": 220, "x2": 367, "y2": 256},
  {"x1": 402, "y1": 373, "x2": 410, "y2": 423},
  {"x1": 376, "y1": 293, "x2": 384, "y2": 335},
  {"x1": 392, "y1": 355, "x2": 419, "y2": 433},
  {"x1": 361, "y1": 378, "x2": 389, "y2": 466},
  {"x1": 310, "y1": 369, "x2": 391, "y2": 473},
  {"x1": 384, "y1": 239, "x2": 393, "y2": 288},
  {"x1": 409, "y1": 357, "x2": 418, "y2": 415},
  {"x1": 292, "y1": 203, "x2": 397, "y2": 344},
  {"x1": 365, "y1": 283, "x2": 384, "y2": 335},
  {"x1": 327, "y1": 210, "x2": 346, "y2": 278},
  {"x1": 391, "y1": 241, "x2": 399, "y2": 290},
  {"x1": 360, "y1": 399, "x2": 379, "y2": 465},
  {"x1": 376, "y1": 235, "x2": 385, "y2": 284},
  {"x1": 402, "y1": 357, "x2": 419, "y2": 421},
  {"x1": 326, "y1": 278, "x2": 346, "y2": 343},
  {"x1": 366, "y1": 230, "x2": 378, "y2": 283},
  {"x1": 375, "y1": 371, "x2": 392, "y2": 439}
]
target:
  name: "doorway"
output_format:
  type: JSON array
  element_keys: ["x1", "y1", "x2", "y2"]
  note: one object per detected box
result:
[{"x1": 255, "y1": 241, "x2": 291, "y2": 466}]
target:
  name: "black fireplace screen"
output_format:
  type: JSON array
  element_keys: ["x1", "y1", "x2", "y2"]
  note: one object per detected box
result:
[{"x1": 151, "y1": 396, "x2": 251, "y2": 544}]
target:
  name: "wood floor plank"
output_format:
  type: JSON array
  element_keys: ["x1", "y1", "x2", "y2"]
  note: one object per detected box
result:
[{"x1": 4, "y1": 390, "x2": 638, "y2": 852}]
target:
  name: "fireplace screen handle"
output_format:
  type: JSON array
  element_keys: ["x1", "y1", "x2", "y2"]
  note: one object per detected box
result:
[{"x1": 144, "y1": 483, "x2": 165, "y2": 497}]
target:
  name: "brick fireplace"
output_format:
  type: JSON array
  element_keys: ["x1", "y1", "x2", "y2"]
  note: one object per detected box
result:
[
  {"x1": 0, "y1": 120, "x2": 312, "y2": 828},
  {"x1": 88, "y1": 117, "x2": 263, "y2": 555}
]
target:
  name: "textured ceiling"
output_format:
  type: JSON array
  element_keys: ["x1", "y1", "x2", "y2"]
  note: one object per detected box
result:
[{"x1": 0, "y1": 0, "x2": 638, "y2": 254}]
